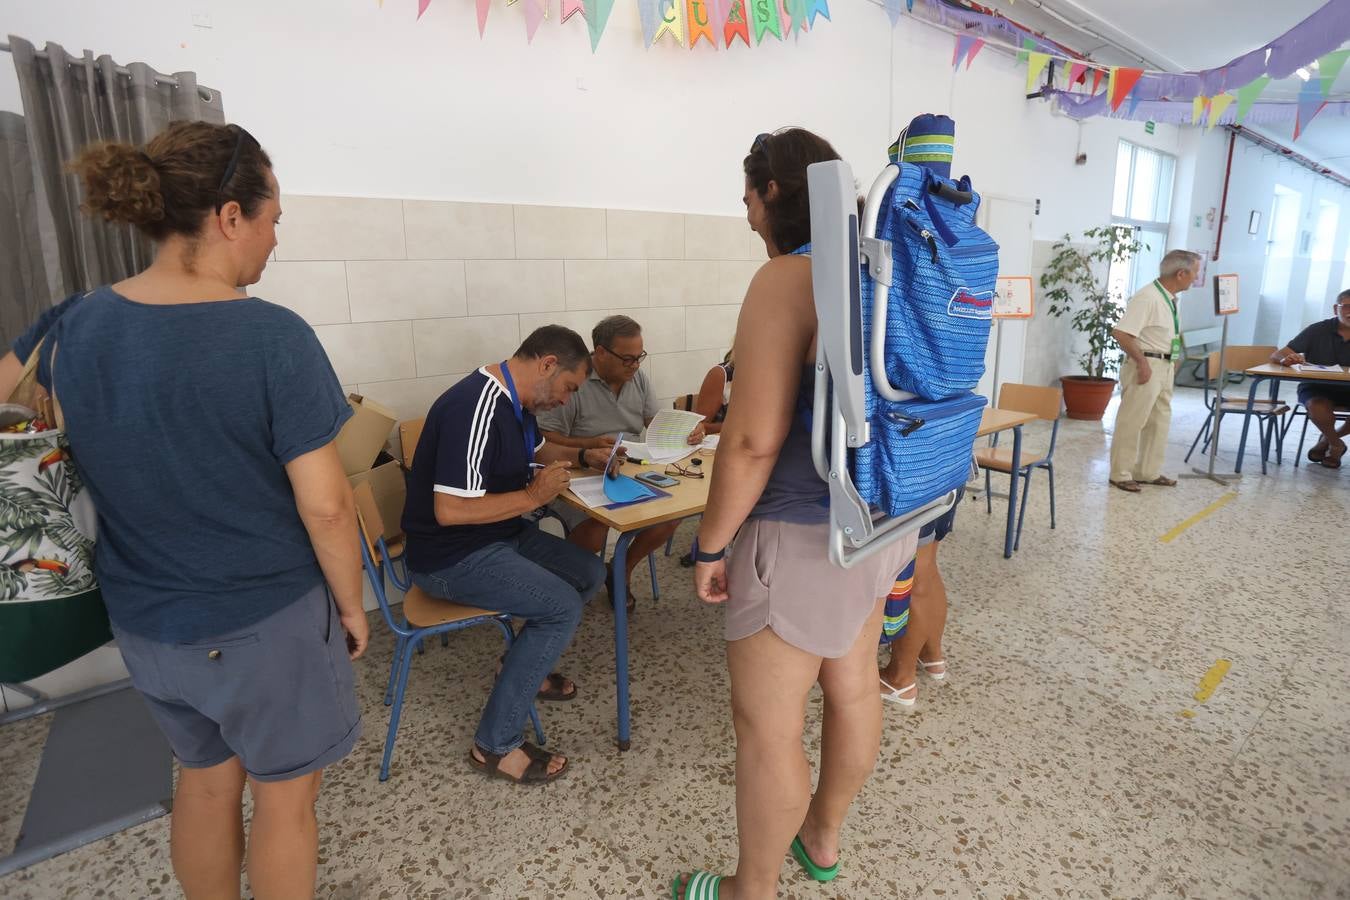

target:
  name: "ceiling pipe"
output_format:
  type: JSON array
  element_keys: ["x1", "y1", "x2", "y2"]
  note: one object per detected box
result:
[
  {"x1": 1022, "y1": 0, "x2": 1183, "y2": 71},
  {"x1": 1227, "y1": 126, "x2": 1350, "y2": 190}
]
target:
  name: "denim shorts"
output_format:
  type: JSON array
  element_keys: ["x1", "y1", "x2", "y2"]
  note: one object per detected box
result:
[
  {"x1": 917, "y1": 487, "x2": 965, "y2": 547},
  {"x1": 111, "y1": 583, "x2": 361, "y2": 781}
]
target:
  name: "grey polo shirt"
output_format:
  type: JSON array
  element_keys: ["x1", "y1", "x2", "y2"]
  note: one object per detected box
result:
[{"x1": 537, "y1": 367, "x2": 660, "y2": 439}]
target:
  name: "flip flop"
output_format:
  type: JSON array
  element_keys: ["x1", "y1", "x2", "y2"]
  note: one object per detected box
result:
[
  {"x1": 790, "y1": 835, "x2": 840, "y2": 882},
  {"x1": 536, "y1": 672, "x2": 578, "y2": 702},
  {"x1": 1308, "y1": 439, "x2": 1329, "y2": 462},
  {"x1": 1110, "y1": 480, "x2": 1142, "y2": 493},
  {"x1": 1320, "y1": 443, "x2": 1345, "y2": 469},
  {"x1": 1142, "y1": 476, "x2": 1177, "y2": 486},
  {"x1": 671, "y1": 871, "x2": 723, "y2": 899}
]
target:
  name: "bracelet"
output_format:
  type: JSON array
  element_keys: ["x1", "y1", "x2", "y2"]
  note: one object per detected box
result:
[
  {"x1": 578, "y1": 448, "x2": 588, "y2": 469},
  {"x1": 692, "y1": 539, "x2": 726, "y2": 563}
]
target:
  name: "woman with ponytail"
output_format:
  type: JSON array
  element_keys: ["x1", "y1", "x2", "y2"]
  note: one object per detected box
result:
[{"x1": 0, "y1": 122, "x2": 365, "y2": 900}]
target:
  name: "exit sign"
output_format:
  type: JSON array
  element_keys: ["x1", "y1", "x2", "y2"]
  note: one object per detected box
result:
[{"x1": 1145, "y1": 120, "x2": 1156, "y2": 134}]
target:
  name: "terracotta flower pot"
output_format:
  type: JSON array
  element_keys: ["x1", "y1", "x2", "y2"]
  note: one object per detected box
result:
[{"x1": 1060, "y1": 375, "x2": 1117, "y2": 421}]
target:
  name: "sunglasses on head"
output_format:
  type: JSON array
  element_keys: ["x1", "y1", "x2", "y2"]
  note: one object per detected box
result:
[{"x1": 215, "y1": 124, "x2": 258, "y2": 214}]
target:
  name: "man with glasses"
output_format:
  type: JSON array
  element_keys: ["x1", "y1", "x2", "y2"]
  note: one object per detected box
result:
[
  {"x1": 539, "y1": 315, "x2": 704, "y2": 609},
  {"x1": 1270, "y1": 288, "x2": 1350, "y2": 469}
]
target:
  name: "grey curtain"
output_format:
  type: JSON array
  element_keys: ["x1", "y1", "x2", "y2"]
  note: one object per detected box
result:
[
  {"x1": 4, "y1": 34, "x2": 225, "y2": 316},
  {"x1": 0, "y1": 111, "x2": 45, "y2": 347}
]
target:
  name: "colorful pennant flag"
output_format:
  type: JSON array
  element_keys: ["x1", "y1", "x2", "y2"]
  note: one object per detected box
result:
[
  {"x1": 1317, "y1": 49, "x2": 1350, "y2": 98},
  {"x1": 709, "y1": 0, "x2": 732, "y2": 30},
  {"x1": 952, "y1": 35, "x2": 984, "y2": 71},
  {"x1": 1191, "y1": 95, "x2": 1207, "y2": 125},
  {"x1": 1109, "y1": 67, "x2": 1143, "y2": 111},
  {"x1": 561, "y1": 0, "x2": 587, "y2": 24},
  {"x1": 749, "y1": 0, "x2": 782, "y2": 42},
  {"x1": 654, "y1": 0, "x2": 685, "y2": 44},
  {"x1": 417, "y1": 0, "x2": 431, "y2": 19},
  {"x1": 1017, "y1": 37, "x2": 1035, "y2": 63},
  {"x1": 688, "y1": 0, "x2": 716, "y2": 46},
  {"x1": 882, "y1": 0, "x2": 905, "y2": 25},
  {"x1": 1068, "y1": 62, "x2": 1087, "y2": 87},
  {"x1": 475, "y1": 0, "x2": 491, "y2": 34},
  {"x1": 965, "y1": 38, "x2": 984, "y2": 70},
  {"x1": 805, "y1": 0, "x2": 830, "y2": 25},
  {"x1": 1025, "y1": 52, "x2": 1051, "y2": 94},
  {"x1": 1091, "y1": 68, "x2": 1104, "y2": 95},
  {"x1": 587, "y1": 0, "x2": 616, "y2": 50},
  {"x1": 1234, "y1": 75, "x2": 1270, "y2": 124},
  {"x1": 725, "y1": 0, "x2": 751, "y2": 46},
  {"x1": 782, "y1": 0, "x2": 808, "y2": 37},
  {"x1": 524, "y1": 0, "x2": 547, "y2": 43},
  {"x1": 1126, "y1": 91, "x2": 1143, "y2": 118},
  {"x1": 1207, "y1": 93, "x2": 1234, "y2": 131},
  {"x1": 1294, "y1": 76, "x2": 1328, "y2": 140}
]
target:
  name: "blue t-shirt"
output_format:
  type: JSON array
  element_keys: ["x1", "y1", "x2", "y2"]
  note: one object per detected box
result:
[
  {"x1": 403, "y1": 367, "x2": 542, "y2": 573},
  {"x1": 12, "y1": 287, "x2": 351, "y2": 642}
]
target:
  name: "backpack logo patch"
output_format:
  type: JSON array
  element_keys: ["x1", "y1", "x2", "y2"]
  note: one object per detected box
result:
[{"x1": 948, "y1": 288, "x2": 994, "y2": 320}]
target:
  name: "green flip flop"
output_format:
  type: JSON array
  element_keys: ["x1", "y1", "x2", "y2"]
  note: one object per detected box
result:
[
  {"x1": 671, "y1": 871, "x2": 723, "y2": 899},
  {"x1": 790, "y1": 835, "x2": 840, "y2": 882}
]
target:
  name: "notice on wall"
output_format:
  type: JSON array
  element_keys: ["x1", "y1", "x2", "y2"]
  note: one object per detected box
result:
[
  {"x1": 993, "y1": 276, "x2": 1034, "y2": 319},
  {"x1": 1214, "y1": 273, "x2": 1239, "y2": 316}
]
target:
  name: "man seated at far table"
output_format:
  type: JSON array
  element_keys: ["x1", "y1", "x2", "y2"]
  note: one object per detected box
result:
[
  {"x1": 538, "y1": 315, "x2": 703, "y2": 610},
  {"x1": 1270, "y1": 288, "x2": 1350, "y2": 469}
]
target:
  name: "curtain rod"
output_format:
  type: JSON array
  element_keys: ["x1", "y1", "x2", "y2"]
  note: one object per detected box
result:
[{"x1": 0, "y1": 40, "x2": 215, "y2": 103}]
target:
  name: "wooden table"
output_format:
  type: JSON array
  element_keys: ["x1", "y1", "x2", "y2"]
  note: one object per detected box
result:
[
  {"x1": 557, "y1": 453, "x2": 713, "y2": 750},
  {"x1": 976, "y1": 408, "x2": 1038, "y2": 559},
  {"x1": 1237, "y1": 364, "x2": 1350, "y2": 472}
]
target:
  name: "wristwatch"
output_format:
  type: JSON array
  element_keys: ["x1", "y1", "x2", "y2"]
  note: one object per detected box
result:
[
  {"x1": 692, "y1": 540, "x2": 726, "y2": 563},
  {"x1": 578, "y1": 448, "x2": 588, "y2": 469}
]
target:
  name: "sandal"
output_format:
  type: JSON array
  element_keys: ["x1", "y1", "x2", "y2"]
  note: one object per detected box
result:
[
  {"x1": 498, "y1": 655, "x2": 578, "y2": 702},
  {"x1": 919, "y1": 658, "x2": 948, "y2": 682},
  {"x1": 1308, "y1": 439, "x2": 1329, "y2": 462},
  {"x1": 604, "y1": 562, "x2": 636, "y2": 614},
  {"x1": 1142, "y1": 475, "x2": 1177, "y2": 487},
  {"x1": 1320, "y1": 442, "x2": 1345, "y2": 469},
  {"x1": 879, "y1": 676, "x2": 917, "y2": 709},
  {"x1": 790, "y1": 835, "x2": 840, "y2": 882},
  {"x1": 1110, "y1": 479, "x2": 1142, "y2": 493},
  {"x1": 469, "y1": 741, "x2": 567, "y2": 785},
  {"x1": 671, "y1": 872, "x2": 723, "y2": 899}
]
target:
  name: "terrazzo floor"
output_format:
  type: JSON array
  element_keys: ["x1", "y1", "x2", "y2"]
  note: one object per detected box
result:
[{"x1": 2, "y1": 384, "x2": 1347, "y2": 899}]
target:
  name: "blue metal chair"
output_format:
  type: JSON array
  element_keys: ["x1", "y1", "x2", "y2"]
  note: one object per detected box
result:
[
  {"x1": 1279, "y1": 401, "x2": 1350, "y2": 467},
  {"x1": 1183, "y1": 349, "x2": 1287, "y2": 473},
  {"x1": 353, "y1": 483, "x2": 543, "y2": 783},
  {"x1": 975, "y1": 383, "x2": 1062, "y2": 552}
]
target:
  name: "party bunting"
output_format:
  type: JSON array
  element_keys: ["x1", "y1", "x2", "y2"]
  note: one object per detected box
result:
[
  {"x1": 1091, "y1": 68, "x2": 1104, "y2": 95},
  {"x1": 782, "y1": 0, "x2": 807, "y2": 37},
  {"x1": 952, "y1": 35, "x2": 983, "y2": 71},
  {"x1": 1318, "y1": 49, "x2": 1350, "y2": 99},
  {"x1": 805, "y1": 0, "x2": 830, "y2": 25},
  {"x1": 561, "y1": 0, "x2": 586, "y2": 24},
  {"x1": 1207, "y1": 93, "x2": 1234, "y2": 131},
  {"x1": 1234, "y1": 75, "x2": 1269, "y2": 124},
  {"x1": 655, "y1": 0, "x2": 685, "y2": 44},
  {"x1": 687, "y1": 0, "x2": 716, "y2": 46},
  {"x1": 882, "y1": 0, "x2": 905, "y2": 26},
  {"x1": 1109, "y1": 67, "x2": 1143, "y2": 111},
  {"x1": 1068, "y1": 61, "x2": 1087, "y2": 87},
  {"x1": 708, "y1": 0, "x2": 731, "y2": 30},
  {"x1": 749, "y1": 0, "x2": 782, "y2": 42},
  {"x1": 417, "y1": 0, "x2": 431, "y2": 19},
  {"x1": 1295, "y1": 76, "x2": 1328, "y2": 140},
  {"x1": 725, "y1": 0, "x2": 751, "y2": 46},
  {"x1": 524, "y1": 0, "x2": 547, "y2": 43},
  {"x1": 965, "y1": 38, "x2": 984, "y2": 70},
  {"x1": 1126, "y1": 91, "x2": 1143, "y2": 118},
  {"x1": 1025, "y1": 52, "x2": 1050, "y2": 94},
  {"x1": 1191, "y1": 95, "x2": 1207, "y2": 125},
  {"x1": 475, "y1": 0, "x2": 491, "y2": 34},
  {"x1": 1017, "y1": 37, "x2": 1036, "y2": 64},
  {"x1": 587, "y1": 0, "x2": 616, "y2": 50}
]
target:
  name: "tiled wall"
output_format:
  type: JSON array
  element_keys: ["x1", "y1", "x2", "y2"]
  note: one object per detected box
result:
[{"x1": 257, "y1": 196, "x2": 766, "y2": 424}]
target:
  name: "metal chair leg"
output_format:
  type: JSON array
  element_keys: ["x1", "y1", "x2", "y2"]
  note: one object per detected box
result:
[
  {"x1": 1185, "y1": 416, "x2": 1209, "y2": 462},
  {"x1": 1046, "y1": 462, "x2": 1056, "y2": 530},
  {"x1": 384, "y1": 635, "x2": 406, "y2": 707},
  {"x1": 1013, "y1": 467, "x2": 1033, "y2": 552},
  {"x1": 1296, "y1": 414, "x2": 1311, "y2": 467},
  {"x1": 1259, "y1": 417, "x2": 1271, "y2": 475},
  {"x1": 380, "y1": 631, "x2": 418, "y2": 782},
  {"x1": 648, "y1": 553, "x2": 659, "y2": 602},
  {"x1": 440, "y1": 632, "x2": 449, "y2": 647},
  {"x1": 984, "y1": 467, "x2": 992, "y2": 515}
]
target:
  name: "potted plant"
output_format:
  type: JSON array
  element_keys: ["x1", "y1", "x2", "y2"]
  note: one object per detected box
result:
[{"x1": 1040, "y1": 225, "x2": 1147, "y2": 420}]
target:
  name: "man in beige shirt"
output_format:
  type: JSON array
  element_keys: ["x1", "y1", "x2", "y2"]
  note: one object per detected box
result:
[{"x1": 1108, "y1": 249, "x2": 1202, "y2": 492}]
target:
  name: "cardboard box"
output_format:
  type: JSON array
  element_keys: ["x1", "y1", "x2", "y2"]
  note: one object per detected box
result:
[
  {"x1": 348, "y1": 451, "x2": 407, "y2": 543},
  {"x1": 335, "y1": 394, "x2": 398, "y2": 476}
]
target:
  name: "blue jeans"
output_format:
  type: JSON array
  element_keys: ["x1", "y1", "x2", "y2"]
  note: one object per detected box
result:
[{"x1": 410, "y1": 523, "x2": 605, "y2": 755}]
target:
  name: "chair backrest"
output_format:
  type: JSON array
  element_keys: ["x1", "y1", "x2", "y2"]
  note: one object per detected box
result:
[
  {"x1": 997, "y1": 383, "x2": 1062, "y2": 421},
  {"x1": 399, "y1": 417, "x2": 425, "y2": 469},
  {"x1": 352, "y1": 481, "x2": 385, "y2": 565},
  {"x1": 672, "y1": 394, "x2": 695, "y2": 412},
  {"x1": 1204, "y1": 344, "x2": 1278, "y2": 383}
]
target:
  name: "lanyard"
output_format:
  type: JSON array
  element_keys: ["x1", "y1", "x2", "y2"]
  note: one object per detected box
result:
[
  {"x1": 497, "y1": 360, "x2": 536, "y2": 466},
  {"x1": 1154, "y1": 280, "x2": 1182, "y2": 357}
]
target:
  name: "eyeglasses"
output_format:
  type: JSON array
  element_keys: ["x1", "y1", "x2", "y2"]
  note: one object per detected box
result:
[
  {"x1": 215, "y1": 124, "x2": 257, "y2": 214},
  {"x1": 665, "y1": 461, "x2": 704, "y2": 479},
  {"x1": 602, "y1": 346, "x2": 648, "y2": 367}
]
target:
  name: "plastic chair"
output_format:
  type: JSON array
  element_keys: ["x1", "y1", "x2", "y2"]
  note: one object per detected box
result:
[
  {"x1": 353, "y1": 483, "x2": 543, "y2": 782},
  {"x1": 974, "y1": 383, "x2": 1062, "y2": 552},
  {"x1": 1183, "y1": 347, "x2": 1288, "y2": 473}
]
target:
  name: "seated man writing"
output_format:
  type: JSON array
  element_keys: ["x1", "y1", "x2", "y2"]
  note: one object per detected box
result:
[
  {"x1": 538, "y1": 315, "x2": 703, "y2": 609},
  {"x1": 402, "y1": 325, "x2": 611, "y2": 785},
  {"x1": 1270, "y1": 288, "x2": 1350, "y2": 469}
]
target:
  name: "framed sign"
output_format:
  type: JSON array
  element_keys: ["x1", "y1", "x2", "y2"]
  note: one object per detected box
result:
[
  {"x1": 993, "y1": 276, "x2": 1034, "y2": 319},
  {"x1": 1214, "y1": 273, "x2": 1239, "y2": 316}
]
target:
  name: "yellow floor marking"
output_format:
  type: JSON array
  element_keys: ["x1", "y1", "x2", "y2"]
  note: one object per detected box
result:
[
  {"x1": 1193, "y1": 659, "x2": 1233, "y2": 703},
  {"x1": 1178, "y1": 709, "x2": 1197, "y2": 719},
  {"x1": 1160, "y1": 492, "x2": 1237, "y2": 544}
]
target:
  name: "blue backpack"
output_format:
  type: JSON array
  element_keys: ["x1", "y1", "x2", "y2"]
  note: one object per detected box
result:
[{"x1": 852, "y1": 115, "x2": 999, "y2": 519}]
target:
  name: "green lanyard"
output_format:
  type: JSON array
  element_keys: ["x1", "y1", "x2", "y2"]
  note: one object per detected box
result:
[{"x1": 1154, "y1": 280, "x2": 1182, "y2": 358}]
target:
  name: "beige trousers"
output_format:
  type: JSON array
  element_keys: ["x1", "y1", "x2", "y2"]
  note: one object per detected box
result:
[{"x1": 1110, "y1": 357, "x2": 1175, "y2": 483}]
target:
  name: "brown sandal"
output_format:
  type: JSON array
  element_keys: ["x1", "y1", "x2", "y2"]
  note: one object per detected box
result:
[
  {"x1": 1320, "y1": 443, "x2": 1345, "y2": 470},
  {"x1": 1110, "y1": 479, "x2": 1142, "y2": 493},
  {"x1": 469, "y1": 742, "x2": 568, "y2": 785},
  {"x1": 497, "y1": 655, "x2": 578, "y2": 701},
  {"x1": 1142, "y1": 476, "x2": 1177, "y2": 487},
  {"x1": 1308, "y1": 439, "x2": 1329, "y2": 463}
]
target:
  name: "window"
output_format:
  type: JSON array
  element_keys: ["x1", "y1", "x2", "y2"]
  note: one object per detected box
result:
[{"x1": 1110, "y1": 141, "x2": 1178, "y2": 297}]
